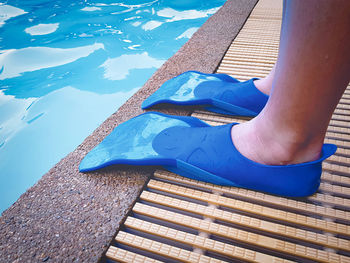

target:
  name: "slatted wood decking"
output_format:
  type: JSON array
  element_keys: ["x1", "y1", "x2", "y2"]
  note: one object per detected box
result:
[{"x1": 105, "y1": 0, "x2": 350, "y2": 262}]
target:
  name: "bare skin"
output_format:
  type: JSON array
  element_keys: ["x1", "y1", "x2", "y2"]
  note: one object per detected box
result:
[
  {"x1": 253, "y1": 65, "x2": 275, "y2": 95},
  {"x1": 231, "y1": 0, "x2": 350, "y2": 165}
]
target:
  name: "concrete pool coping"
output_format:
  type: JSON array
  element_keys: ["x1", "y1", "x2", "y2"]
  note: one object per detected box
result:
[{"x1": 0, "y1": 0, "x2": 258, "y2": 262}]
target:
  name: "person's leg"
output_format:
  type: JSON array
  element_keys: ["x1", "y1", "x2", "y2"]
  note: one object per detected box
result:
[
  {"x1": 252, "y1": 1, "x2": 287, "y2": 95},
  {"x1": 231, "y1": 0, "x2": 350, "y2": 165}
]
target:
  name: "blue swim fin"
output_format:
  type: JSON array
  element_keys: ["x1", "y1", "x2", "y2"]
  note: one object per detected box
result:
[
  {"x1": 141, "y1": 71, "x2": 269, "y2": 117},
  {"x1": 79, "y1": 112, "x2": 337, "y2": 197}
]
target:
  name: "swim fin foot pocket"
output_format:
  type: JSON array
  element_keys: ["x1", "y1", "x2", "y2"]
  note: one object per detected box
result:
[
  {"x1": 141, "y1": 71, "x2": 269, "y2": 117},
  {"x1": 79, "y1": 112, "x2": 336, "y2": 197}
]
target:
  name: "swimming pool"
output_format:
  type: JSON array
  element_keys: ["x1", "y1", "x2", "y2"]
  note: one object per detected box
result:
[{"x1": 0, "y1": 0, "x2": 225, "y2": 213}]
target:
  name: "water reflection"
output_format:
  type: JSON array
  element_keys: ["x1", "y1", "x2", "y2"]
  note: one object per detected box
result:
[
  {"x1": 0, "y1": 4, "x2": 27, "y2": 27},
  {"x1": 158, "y1": 7, "x2": 220, "y2": 22},
  {"x1": 176, "y1": 27, "x2": 198, "y2": 39},
  {"x1": 81, "y1": 7, "x2": 101, "y2": 12},
  {"x1": 0, "y1": 43, "x2": 104, "y2": 80},
  {"x1": 25, "y1": 23, "x2": 59, "y2": 35},
  {"x1": 142, "y1": 20, "x2": 163, "y2": 31},
  {"x1": 100, "y1": 52, "x2": 164, "y2": 80},
  {"x1": 138, "y1": 7, "x2": 220, "y2": 31}
]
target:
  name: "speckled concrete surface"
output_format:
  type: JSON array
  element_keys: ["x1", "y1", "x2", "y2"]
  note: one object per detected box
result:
[{"x1": 0, "y1": 1, "x2": 257, "y2": 262}]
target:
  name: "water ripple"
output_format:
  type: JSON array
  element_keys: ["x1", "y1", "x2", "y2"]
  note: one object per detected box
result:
[{"x1": 0, "y1": 43, "x2": 104, "y2": 80}]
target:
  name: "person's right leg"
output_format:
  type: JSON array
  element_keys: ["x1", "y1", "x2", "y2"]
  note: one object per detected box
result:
[{"x1": 231, "y1": 0, "x2": 350, "y2": 165}]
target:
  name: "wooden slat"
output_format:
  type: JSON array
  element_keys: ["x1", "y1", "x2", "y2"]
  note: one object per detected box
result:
[
  {"x1": 214, "y1": 70, "x2": 267, "y2": 78},
  {"x1": 323, "y1": 162, "x2": 350, "y2": 176},
  {"x1": 330, "y1": 119, "x2": 350, "y2": 129},
  {"x1": 322, "y1": 171, "x2": 350, "y2": 185},
  {"x1": 147, "y1": 179, "x2": 350, "y2": 235},
  {"x1": 227, "y1": 44, "x2": 279, "y2": 51},
  {"x1": 154, "y1": 170, "x2": 350, "y2": 216},
  {"x1": 140, "y1": 190, "x2": 350, "y2": 252},
  {"x1": 337, "y1": 103, "x2": 350, "y2": 110},
  {"x1": 326, "y1": 134, "x2": 350, "y2": 145},
  {"x1": 218, "y1": 66, "x2": 272, "y2": 75},
  {"x1": 225, "y1": 49, "x2": 278, "y2": 57},
  {"x1": 221, "y1": 56, "x2": 276, "y2": 65},
  {"x1": 220, "y1": 61, "x2": 275, "y2": 69},
  {"x1": 124, "y1": 216, "x2": 291, "y2": 263},
  {"x1": 106, "y1": 246, "x2": 163, "y2": 263},
  {"x1": 308, "y1": 192, "x2": 350, "y2": 207},
  {"x1": 237, "y1": 30, "x2": 280, "y2": 36},
  {"x1": 232, "y1": 41, "x2": 280, "y2": 48},
  {"x1": 327, "y1": 131, "x2": 350, "y2": 142},
  {"x1": 133, "y1": 203, "x2": 348, "y2": 263},
  {"x1": 240, "y1": 24, "x2": 281, "y2": 29},
  {"x1": 115, "y1": 231, "x2": 223, "y2": 263},
  {"x1": 231, "y1": 43, "x2": 280, "y2": 51},
  {"x1": 327, "y1": 155, "x2": 350, "y2": 167},
  {"x1": 324, "y1": 158, "x2": 350, "y2": 170},
  {"x1": 233, "y1": 37, "x2": 280, "y2": 44},
  {"x1": 219, "y1": 62, "x2": 273, "y2": 71},
  {"x1": 319, "y1": 182, "x2": 350, "y2": 196}
]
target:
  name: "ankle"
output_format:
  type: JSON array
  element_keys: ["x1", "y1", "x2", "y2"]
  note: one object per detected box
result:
[
  {"x1": 231, "y1": 121, "x2": 324, "y2": 165},
  {"x1": 266, "y1": 138, "x2": 323, "y2": 165}
]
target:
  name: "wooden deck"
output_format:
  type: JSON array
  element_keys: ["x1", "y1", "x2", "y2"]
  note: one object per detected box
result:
[{"x1": 105, "y1": 0, "x2": 350, "y2": 262}]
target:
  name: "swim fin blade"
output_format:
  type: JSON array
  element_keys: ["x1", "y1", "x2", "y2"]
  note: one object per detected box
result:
[
  {"x1": 80, "y1": 112, "x2": 336, "y2": 197},
  {"x1": 79, "y1": 112, "x2": 210, "y2": 171},
  {"x1": 141, "y1": 71, "x2": 269, "y2": 117}
]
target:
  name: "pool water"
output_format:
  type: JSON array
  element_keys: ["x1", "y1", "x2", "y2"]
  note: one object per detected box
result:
[{"x1": 0, "y1": 0, "x2": 225, "y2": 213}]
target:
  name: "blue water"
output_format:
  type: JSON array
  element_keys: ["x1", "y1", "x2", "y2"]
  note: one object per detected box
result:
[{"x1": 0, "y1": 0, "x2": 225, "y2": 214}]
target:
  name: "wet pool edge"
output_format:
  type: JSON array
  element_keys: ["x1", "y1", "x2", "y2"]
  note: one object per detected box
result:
[{"x1": 0, "y1": 0, "x2": 258, "y2": 262}]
